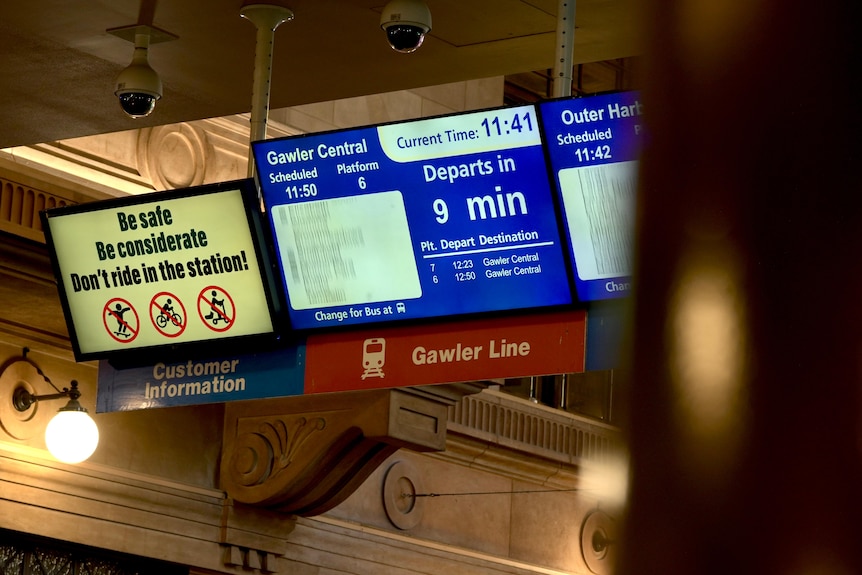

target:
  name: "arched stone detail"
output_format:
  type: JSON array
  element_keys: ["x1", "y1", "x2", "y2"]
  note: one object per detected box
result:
[{"x1": 137, "y1": 123, "x2": 209, "y2": 190}]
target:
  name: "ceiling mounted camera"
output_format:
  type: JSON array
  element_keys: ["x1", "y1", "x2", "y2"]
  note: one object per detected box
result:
[
  {"x1": 108, "y1": 23, "x2": 177, "y2": 119},
  {"x1": 114, "y1": 32, "x2": 162, "y2": 118},
  {"x1": 380, "y1": 0, "x2": 432, "y2": 54}
]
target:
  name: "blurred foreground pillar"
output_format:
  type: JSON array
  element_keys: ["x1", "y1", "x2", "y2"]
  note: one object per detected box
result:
[{"x1": 620, "y1": 1, "x2": 862, "y2": 574}]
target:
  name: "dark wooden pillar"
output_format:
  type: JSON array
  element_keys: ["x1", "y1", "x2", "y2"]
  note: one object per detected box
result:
[{"x1": 620, "y1": 1, "x2": 862, "y2": 574}]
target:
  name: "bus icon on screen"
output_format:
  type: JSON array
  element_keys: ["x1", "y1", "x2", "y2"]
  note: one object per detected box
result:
[{"x1": 361, "y1": 338, "x2": 385, "y2": 380}]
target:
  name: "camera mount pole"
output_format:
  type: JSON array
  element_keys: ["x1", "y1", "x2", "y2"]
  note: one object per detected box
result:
[
  {"x1": 552, "y1": 0, "x2": 576, "y2": 98},
  {"x1": 241, "y1": 3, "x2": 294, "y2": 180}
]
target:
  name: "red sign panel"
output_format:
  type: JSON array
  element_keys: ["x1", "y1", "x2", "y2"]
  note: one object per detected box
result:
[{"x1": 304, "y1": 310, "x2": 586, "y2": 394}]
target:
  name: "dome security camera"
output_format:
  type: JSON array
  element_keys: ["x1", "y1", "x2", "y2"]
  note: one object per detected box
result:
[
  {"x1": 380, "y1": 0, "x2": 432, "y2": 54},
  {"x1": 114, "y1": 33, "x2": 162, "y2": 118}
]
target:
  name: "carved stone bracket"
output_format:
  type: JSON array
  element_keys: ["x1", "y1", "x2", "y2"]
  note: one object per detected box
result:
[{"x1": 220, "y1": 383, "x2": 487, "y2": 516}]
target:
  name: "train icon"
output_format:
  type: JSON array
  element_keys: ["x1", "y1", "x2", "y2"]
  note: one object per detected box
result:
[{"x1": 361, "y1": 337, "x2": 386, "y2": 379}]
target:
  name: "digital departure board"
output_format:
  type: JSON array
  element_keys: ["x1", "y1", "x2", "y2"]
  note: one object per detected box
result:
[
  {"x1": 539, "y1": 91, "x2": 643, "y2": 301},
  {"x1": 253, "y1": 105, "x2": 573, "y2": 330}
]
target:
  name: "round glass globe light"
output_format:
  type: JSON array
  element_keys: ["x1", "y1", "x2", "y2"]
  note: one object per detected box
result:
[{"x1": 45, "y1": 410, "x2": 99, "y2": 464}]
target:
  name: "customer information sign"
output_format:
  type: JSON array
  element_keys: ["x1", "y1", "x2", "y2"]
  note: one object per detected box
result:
[
  {"x1": 97, "y1": 345, "x2": 304, "y2": 411},
  {"x1": 41, "y1": 180, "x2": 279, "y2": 361},
  {"x1": 252, "y1": 104, "x2": 573, "y2": 330}
]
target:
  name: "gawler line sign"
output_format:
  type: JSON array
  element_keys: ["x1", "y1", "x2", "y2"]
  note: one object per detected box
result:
[{"x1": 304, "y1": 310, "x2": 585, "y2": 394}]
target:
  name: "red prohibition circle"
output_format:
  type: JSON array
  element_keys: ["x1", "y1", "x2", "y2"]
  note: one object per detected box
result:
[
  {"x1": 102, "y1": 297, "x2": 140, "y2": 344},
  {"x1": 149, "y1": 291, "x2": 187, "y2": 338},
  {"x1": 197, "y1": 285, "x2": 236, "y2": 333}
]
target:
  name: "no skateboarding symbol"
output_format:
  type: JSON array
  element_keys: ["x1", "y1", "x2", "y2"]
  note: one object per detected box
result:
[
  {"x1": 150, "y1": 291, "x2": 187, "y2": 338},
  {"x1": 197, "y1": 285, "x2": 235, "y2": 332},
  {"x1": 103, "y1": 297, "x2": 139, "y2": 343}
]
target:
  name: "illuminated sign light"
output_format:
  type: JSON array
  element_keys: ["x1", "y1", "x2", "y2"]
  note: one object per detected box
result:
[
  {"x1": 253, "y1": 105, "x2": 573, "y2": 330},
  {"x1": 538, "y1": 91, "x2": 643, "y2": 301},
  {"x1": 41, "y1": 179, "x2": 280, "y2": 362}
]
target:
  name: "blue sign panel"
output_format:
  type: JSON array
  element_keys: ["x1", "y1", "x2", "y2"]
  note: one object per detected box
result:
[
  {"x1": 253, "y1": 105, "x2": 572, "y2": 330},
  {"x1": 585, "y1": 300, "x2": 629, "y2": 371},
  {"x1": 538, "y1": 92, "x2": 643, "y2": 301},
  {"x1": 96, "y1": 344, "x2": 305, "y2": 412}
]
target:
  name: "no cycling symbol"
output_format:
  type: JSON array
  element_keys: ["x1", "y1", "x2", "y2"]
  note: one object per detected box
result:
[
  {"x1": 103, "y1": 297, "x2": 139, "y2": 344},
  {"x1": 150, "y1": 291, "x2": 187, "y2": 338},
  {"x1": 197, "y1": 285, "x2": 235, "y2": 333}
]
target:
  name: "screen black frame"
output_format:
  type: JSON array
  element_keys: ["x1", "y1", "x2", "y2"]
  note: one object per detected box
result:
[
  {"x1": 251, "y1": 102, "x2": 580, "y2": 333},
  {"x1": 41, "y1": 178, "x2": 285, "y2": 365}
]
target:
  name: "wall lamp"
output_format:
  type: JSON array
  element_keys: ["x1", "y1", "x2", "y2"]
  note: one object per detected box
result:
[
  {"x1": 2, "y1": 354, "x2": 99, "y2": 464},
  {"x1": 13, "y1": 380, "x2": 99, "y2": 464}
]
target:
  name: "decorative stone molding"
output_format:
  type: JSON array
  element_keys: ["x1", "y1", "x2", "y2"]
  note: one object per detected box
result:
[
  {"x1": 382, "y1": 459, "x2": 425, "y2": 530},
  {"x1": 221, "y1": 384, "x2": 487, "y2": 516},
  {"x1": 221, "y1": 545, "x2": 278, "y2": 573},
  {"x1": 220, "y1": 498, "x2": 293, "y2": 574},
  {"x1": 580, "y1": 509, "x2": 617, "y2": 575},
  {"x1": 0, "y1": 441, "x2": 287, "y2": 575},
  {"x1": 448, "y1": 389, "x2": 622, "y2": 466},
  {"x1": 0, "y1": 115, "x2": 253, "y2": 201},
  {"x1": 425, "y1": 388, "x2": 624, "y2": 495},
  {"x1": 0, "y1": 176, "x2": 73, "y2": 242},
  {"x1": 226, "y1": 415, "x2": 328, "y2": 492},
  {"x1": 138, "y1": 124, "x2": 210, "y2": 191},
  {"x1": 0, "y1": 234, "x2": 75, "y2": 348}
]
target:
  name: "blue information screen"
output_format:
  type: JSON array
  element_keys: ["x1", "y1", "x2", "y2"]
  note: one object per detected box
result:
[
  {"x1": 539, "y1": 91, "x2": 643, "y2": 301},
  {"x1": 253, "y1": 105, "x2": 572, "y2": 330}
]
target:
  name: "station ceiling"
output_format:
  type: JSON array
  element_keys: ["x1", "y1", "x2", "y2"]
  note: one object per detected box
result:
[{"x1": 0, "y1": 0, "x2": 640, "y2": 149}]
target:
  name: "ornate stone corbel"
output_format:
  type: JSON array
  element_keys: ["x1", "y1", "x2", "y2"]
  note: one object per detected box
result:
[{"x1": 220, "y1": 383, "x2": 486, "y2": 516}]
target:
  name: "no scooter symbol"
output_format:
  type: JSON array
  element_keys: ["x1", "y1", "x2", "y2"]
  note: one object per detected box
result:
[{"x1": 197, "y1": 286, "x2": 235, "y2": 332}]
